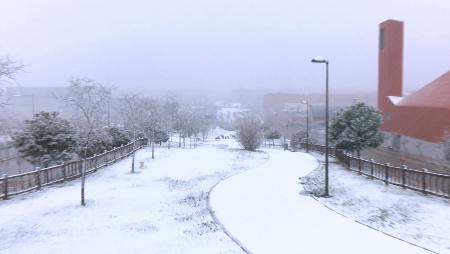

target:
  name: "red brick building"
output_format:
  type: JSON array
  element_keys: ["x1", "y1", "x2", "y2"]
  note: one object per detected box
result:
[{"x1": 378, "y1": 20, "x2": 450, "y2": 159}]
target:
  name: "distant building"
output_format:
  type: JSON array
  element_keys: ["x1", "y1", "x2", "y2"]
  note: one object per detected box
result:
[
  {"x1": 263, "y1": 93, "x2": 307, "y2": 114},
  {"x1": 378, "y1": 20, "x2": 450, "y2": 160},
  {"x1": 216, "y1": 101, "x2": 250, "y2": 126}
]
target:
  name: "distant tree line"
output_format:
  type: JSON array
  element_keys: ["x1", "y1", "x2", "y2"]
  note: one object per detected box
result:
[{"x1": 10, "y1": 78, "x2": 215, "y2": 170}]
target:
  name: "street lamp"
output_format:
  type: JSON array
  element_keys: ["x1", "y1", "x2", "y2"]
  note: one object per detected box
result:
[
  {"x1": 311, "y1": 56, "x2": 330, "y2": 197},
  {"x1": 302, "y1": 100, "x2": 310, "y2": 153}
]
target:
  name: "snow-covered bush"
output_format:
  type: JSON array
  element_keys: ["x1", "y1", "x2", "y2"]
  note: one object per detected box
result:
[
  {"x1": 290, "y1": 130, "x2": 307, "y2": 149},
  {"x1": 106, "y1": 127, "x2": 130, "y2": 148},
  {"x1": 237, "y1": 115, "x2": 263, "y2": 151},
  {"x1": 330, "y1": 102, "x2": 383, "y2": 157},
  {"x1": 264, "y1": 130, "x2": 281, "y2": 146},
  {"x1": 13, "y1": 111, "x2": 76, "y2": 168},
  {"x1": 76, "y1": 128, "x2": 111, "y2": 158},
  {"x1": 145, "y1": 127, "x2": 169, "y2": 145}
]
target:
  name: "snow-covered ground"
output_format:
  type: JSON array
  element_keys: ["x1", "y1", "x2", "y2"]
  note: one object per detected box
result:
[
  {"x1": 0, "y1": 137, "x2": 268, "y2": 254},
  {"x1": 1, "y1": 133, "x2": 445, "y2": 254},
  {"x1": 302, "y1": 152, "x2": 450, "y2": 254},
  {"x1": 210, "y1": 149, "x2": 430, "y2": 254}
]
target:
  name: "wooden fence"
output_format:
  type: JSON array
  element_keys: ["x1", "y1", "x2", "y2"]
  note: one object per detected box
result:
[
  {"x1": 0, "y1": 138, "x2": 147, "y2": 200},
  {"x1": 298, "y1": 143, "x2": 450, "y2": 199}
]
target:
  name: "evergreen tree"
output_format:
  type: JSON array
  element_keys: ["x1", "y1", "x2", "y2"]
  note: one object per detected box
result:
[
  {"x1": 264, "y1": 130, "x2": 281, "y2": 146},
  {"x1": 106, "y1": 127, "x2": 130, "y2": 148},
  {"x1": 76, "y1": 128, "x2": 111, "y2": 158},
  {"x1": 290, "y1": 130, "x2": 307, "y2": 149},
  {"x1": 13, "y1": 111, "x2": 76, "y2": 168},
  {"x1": 330, "y1": 102, "x2": 384, "y2": 157}
]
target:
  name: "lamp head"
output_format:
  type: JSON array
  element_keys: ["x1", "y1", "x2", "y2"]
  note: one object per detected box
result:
[{"x1": 311, "y1": 56, "x2": 328, "y2": 63}]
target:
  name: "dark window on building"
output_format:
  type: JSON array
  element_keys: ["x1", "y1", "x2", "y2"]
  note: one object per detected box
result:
[{"x1": 379, "y1": 28, "x2": 385, "y2": 50}]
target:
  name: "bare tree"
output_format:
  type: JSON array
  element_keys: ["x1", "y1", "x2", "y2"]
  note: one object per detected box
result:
[
  {"x1": 0, "y1": 56, "x2": 25, "y2": 107},
  {"x1": 141, "y1": 98, "x2": 163, "y2": 159},
  {"x1": 163, "y1": 96, "x2": 180, "y2": 149},
  {"x1": 237, "y1": 114, "x2": 263, "y2": 151},
  {"x1": 119, "y1": 93, "x2": 146, "y2": 173},
  {"x1": 62, "y1": 77, "x2": 112, "y2": 206}
]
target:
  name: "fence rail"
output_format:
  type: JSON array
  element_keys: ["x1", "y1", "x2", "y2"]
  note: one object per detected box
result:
[
  {"x1": 0, "y1": 138, "x2": 147, "y2": 200},
  {"x1": 297, "y1": 143, "x2": 450, "y2": 199}
]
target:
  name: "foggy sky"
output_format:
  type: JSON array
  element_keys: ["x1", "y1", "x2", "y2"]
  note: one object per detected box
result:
[{"x1": 1, "y1": 0, "x2": 449, "y2": 94}]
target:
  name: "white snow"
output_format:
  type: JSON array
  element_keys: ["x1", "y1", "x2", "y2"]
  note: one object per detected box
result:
[
  {"x1": 0, "y1": 137, "x2": 267, "y2": 254},
  {"x1": 0, "y1": 133, "x2": 443, "y2": 254},
  {"x1": 388, "y1": 96, "x2": 404, "y2": 105},
  {"x1": 210, "y1": 149, "x2": 429, "y2": 254},
  {"x1": 303, "y1": 152, "x2": 450, "y2": 253}
]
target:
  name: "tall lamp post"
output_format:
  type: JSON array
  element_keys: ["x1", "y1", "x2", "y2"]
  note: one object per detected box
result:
[
  {"x1": 302, "y1": 100, "x2": 310, "y2": 153},
  {"x1": 311, "y1": 56, "x2": 329, "y2": 197}
]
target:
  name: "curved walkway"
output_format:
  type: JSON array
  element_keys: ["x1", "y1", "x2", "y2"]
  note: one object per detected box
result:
[{"x1": 209, "y1": 149, "x2": 429, "y2": 254}]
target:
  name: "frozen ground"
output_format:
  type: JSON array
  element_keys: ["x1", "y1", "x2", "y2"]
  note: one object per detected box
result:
[
  {"x1": 0, "y1": 136, "x2": 268, "y2": 254},
  {"x1": 302, "y1": 152, "x2": 450, "y2": 254},
  {"x1": 210, "y1": 149, "x2": 430, "y2": 254},
  {"x1": 1, "y1": 133, "x2": 445, "y2": 254}
]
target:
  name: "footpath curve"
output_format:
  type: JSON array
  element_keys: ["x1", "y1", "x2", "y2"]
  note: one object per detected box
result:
[{"x1": 208, "y1": 149, "x2": 429, "y2": 254}]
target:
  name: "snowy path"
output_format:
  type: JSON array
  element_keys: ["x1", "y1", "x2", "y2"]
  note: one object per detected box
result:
[
  {"x1": 0, "y1": 139, "x2": 268, "y2": 254},
  {"x1": 209, "y1": 149, "x2": 430, "y2": 254}
]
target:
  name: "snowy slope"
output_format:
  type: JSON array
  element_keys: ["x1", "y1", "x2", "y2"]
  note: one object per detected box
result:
[
  {"x1": 0, "y1": 139, "x2": 267, "y2": 254},
  {"x1": 210, "y1": 149, "x2": 429, "y2": 254},
  {"x1": 303, "y1": 153, "x2": 450, "y2": 253}
]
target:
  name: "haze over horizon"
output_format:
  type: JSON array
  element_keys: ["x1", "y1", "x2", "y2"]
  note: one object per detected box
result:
[{"x1": 1, "y1": 0, "x2": 449, "y2": 94}]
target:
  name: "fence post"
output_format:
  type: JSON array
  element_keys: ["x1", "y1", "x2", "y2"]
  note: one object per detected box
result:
[
  {"x1": 358, "y1": 158, "x2": 362, "y2": 174},
  {"x1": 370, "y1": 159, "x2": 375, "y2": 178},
  {"x1": 104, "y1": 149, "x2": 108, "y2": 167},
  {"x1": 45, "y1": 168, "x2": 49, "y2": 184},
  {"x1": 62, "y1": 164, "x2": 66, "y2": 182},
  {"x1": 384, "y1": 163, "x2": 389, "y2": 184},
  {"x1": 36, "y1": 167, "x2": 41, "y2": 189},
  {"x1": 2, "y1": 174, "x2": 8, "y2": 200},
  {"x1": 422, "y1": 168, "x2": 427, "y2": 194},
  {"x1": 93, "y1": 154, "x2": 97, "y2": 172},
  {"x1": 78, "y1": 161, "x2": 83, "y2": 176},
  {"x1": 346, "y1": 153, "x2": 351, "y2": 169},
  {"x1": 401, "y1": 165, "x2": 407, "y2": 188}
]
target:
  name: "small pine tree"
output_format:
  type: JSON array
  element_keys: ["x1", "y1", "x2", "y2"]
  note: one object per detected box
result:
[
  {"x1": 264, "y1": 130, "x2": 281, "y2": 146},
  {"x1": 290, "y1": 130, "x2": 307, "y2": 149},
  {"x1": 330, "y1": 102, "x2": 384, "y2": 157},
  {"x1": 13, "y1": 111, "x2": 76, "y2": 168}
]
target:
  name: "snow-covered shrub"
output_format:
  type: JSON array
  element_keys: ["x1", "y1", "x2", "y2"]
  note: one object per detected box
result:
[
  {"x1": 145, "y1": 127, "x2": 169, "y2": 145},
  {"x1": 13, "y1": 111, "x2": 76, "y2": 168},
  {"x1": 264, "y1": 130, "x2": 281, "y2": 146},
  {"x1": 237, "y1": 115, "x2": 263, "y2": 151},
  {"x1": 76, "y1": 128, "x2": 112, "y2": 158},
  {"x1": 330, "y1": 102, "x2": 383, "y2": 157},
  {"x1": 290, "y1": 130, "x2": 307, "y2": 149},
  {"x1": 106, "y1": 127, "x2": 130, "y2": 148}
]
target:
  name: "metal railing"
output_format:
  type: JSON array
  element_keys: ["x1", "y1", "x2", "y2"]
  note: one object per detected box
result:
[
  {"x1": 0, "y1": 138, "x2": 147, "y2": 200},
  {"x1": 296, "y1": 143, "x2": 450, "y2": 199}
]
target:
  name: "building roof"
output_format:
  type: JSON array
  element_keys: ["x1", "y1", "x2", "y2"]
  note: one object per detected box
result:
[{"x1": 398, "y1": 70, "x2": 450, "y2": 109}]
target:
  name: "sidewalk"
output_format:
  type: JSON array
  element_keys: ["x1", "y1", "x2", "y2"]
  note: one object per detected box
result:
[{"x1": 209, "y1": 149, "x2": 429, "y2": 254}]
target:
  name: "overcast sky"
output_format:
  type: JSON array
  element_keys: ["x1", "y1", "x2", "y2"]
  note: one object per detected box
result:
[{"x1": 1, "y1": 0, "x2": 449, "y2": 94}]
